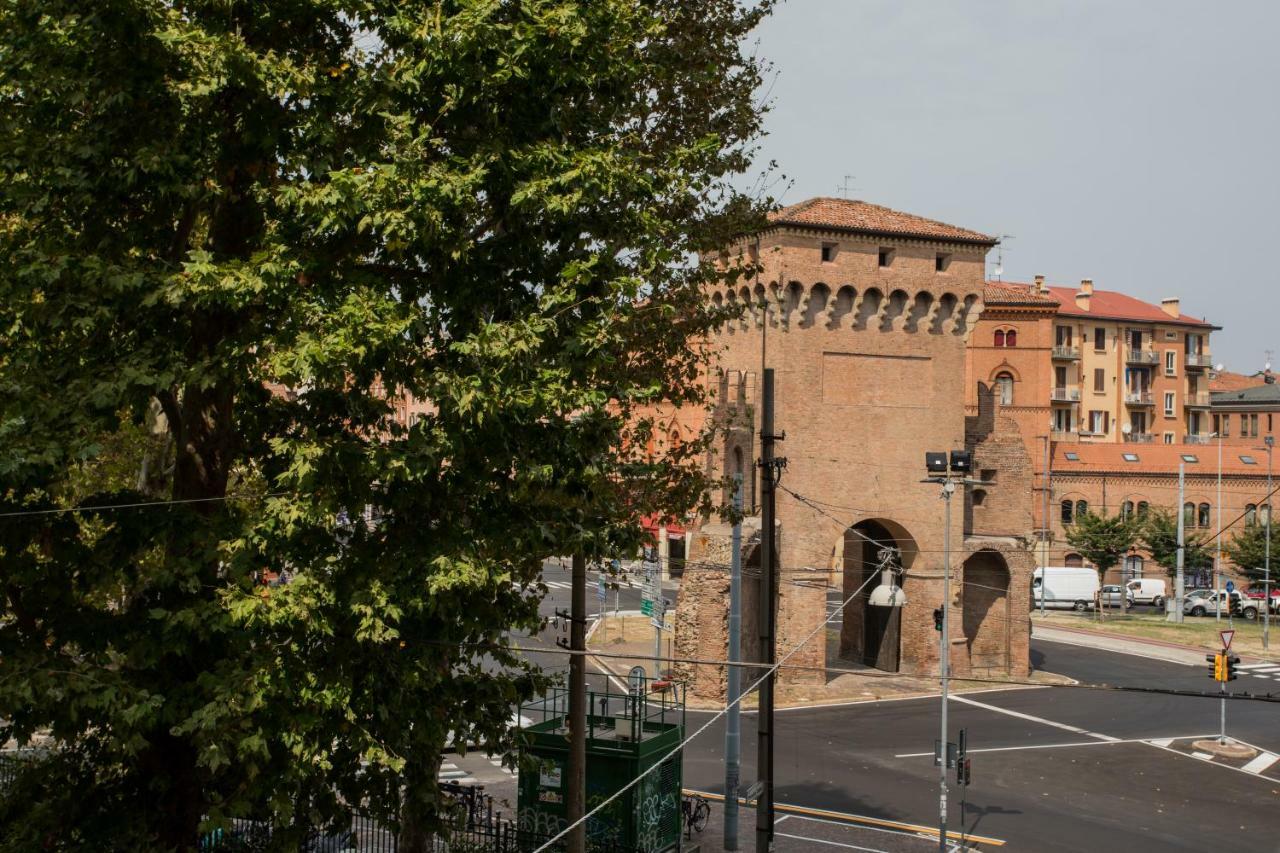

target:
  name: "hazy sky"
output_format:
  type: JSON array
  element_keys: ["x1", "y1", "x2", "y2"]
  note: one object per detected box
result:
[{"x1": 748, "y1": 0, "x2": 1278, "y2": 371}]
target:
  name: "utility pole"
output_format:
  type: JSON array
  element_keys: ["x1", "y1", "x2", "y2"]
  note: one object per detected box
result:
[
  {"x1": 1216, "y1": 431, "x2": 1223, "y2": 623},
  {"x1": 1173, "y1": 462, "x2": 1186, "y2": 623},
  {"x1": 1265, "y1": 436, "x2": 1273, "y2": 650},
  {"x1": 724, "y1": 474, "x2": 743, "y2": 851},
  {"x1": 756, "y1": 368, "x2": 781, "y2": 853},
  {"x1": 567, "y1": 553, "x2": 587, "y2": 853},
  {"x1": 1041, "y1": 431, "x2": 1050, "y2": 618}
]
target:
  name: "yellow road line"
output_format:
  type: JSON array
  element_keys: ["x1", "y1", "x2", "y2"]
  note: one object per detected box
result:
[{"x1": 685, "y1": 789, "x2": 1006, "y2": 847}]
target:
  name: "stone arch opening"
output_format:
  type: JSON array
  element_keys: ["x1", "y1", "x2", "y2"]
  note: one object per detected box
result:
[
  {"x1": 838, "y1": 519, "x2": 918, "y2": 673},
  {"x1": 962, "y1": 550, "x2": 1011, "y2": 674}
]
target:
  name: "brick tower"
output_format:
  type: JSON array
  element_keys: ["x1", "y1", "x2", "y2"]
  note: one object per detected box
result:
[{"x1": 674, "y1": 199, "x2": 1034, "y2": 699}]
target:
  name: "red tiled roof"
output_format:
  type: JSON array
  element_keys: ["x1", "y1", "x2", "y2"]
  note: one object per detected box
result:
[
  {"x1": 1026, "y1": 283, "x2": 1215, "y2": 328},
  {"x1": 982, "y1": 281, "x2": 1058, "y2": 307},
  {"x1": 768, "y1": 198, "x2": 996, "y2": 244},
  {"x1": 1210, "y1": 370, "x2": 1268, "y2": 393},
  {"x1": 1052, "y1": 443, "x2": 1264, "y2": 476}
]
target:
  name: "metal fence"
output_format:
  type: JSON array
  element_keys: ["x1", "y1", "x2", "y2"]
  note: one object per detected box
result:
[{"x1": 0, "y1": 755, "x2": 635, "y2": 853}]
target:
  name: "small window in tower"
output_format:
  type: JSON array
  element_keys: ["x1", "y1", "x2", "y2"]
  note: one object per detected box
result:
[
  {"x1": 821, "y1": 242, "x2": 837, "y2": 262},
  {"x1": 878, "y1": 247, "x2": 895, "y2": 268},
  {"x1": 935, "y1": 253, "x2": 951, "y2": 273}
]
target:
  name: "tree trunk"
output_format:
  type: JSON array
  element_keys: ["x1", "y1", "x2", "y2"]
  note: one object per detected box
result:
[
  {"x1": 398, "y1": 753, "x2": 444, "y2": 853},
  {"x1": 145, "y1": 732, "x2": 203, "y2": 852}
]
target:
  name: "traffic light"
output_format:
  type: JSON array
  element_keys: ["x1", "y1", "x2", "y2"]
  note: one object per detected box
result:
[
  {"x1": 1207, "y1": 653, "x2": 1222, "y2": 680},
  {"x1": 933, "y1": 608, "x2": 943, "y2": 631},
  {"x1": 1212, "y1": 653, "x2": 1226, "y2": 681},
  {"x1": 958, "y1": 757, "x2": 971, "y2": 787},
  {"x1": 1225, "y1": 654, "x2": 1239, "y2": 681}
]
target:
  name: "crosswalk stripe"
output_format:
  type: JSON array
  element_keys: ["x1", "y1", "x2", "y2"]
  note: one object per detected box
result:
[
  {"x1": 438, "y1": 770, "x2": 469, "y2": 779},
  {"x1": 1149, "y1": 738, "x2": 1173, "y2": 748},
  {"x1": 440, "y1": 762, "x2": 458, "y2": 770},
  {"x1": 1242, "y1": 752, "x2": 1279, "y2": 775},
  {"x1": 1238, "y1": 662, "x2": 1279, "y2": 670},
  {"x1": 1191, "y1": 751, "x2": 1215, "y2": 761}
]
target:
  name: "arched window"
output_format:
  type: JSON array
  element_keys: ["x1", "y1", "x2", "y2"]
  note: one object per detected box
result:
[
  {"x1": 972, "y1": 488, "x2": 987, "y2": 507},
  {"x1": 994, "y1": 329, "x2": 1006, "y2": 347},
  {"x1": 1124, "y1": 554, "x2": 1144, "y2": 581},
  {"x1": 1121, "y1": 501, "x2": 1135, "y2": 521},
  {"x1": 1075, "y1": 500, "x2": 1089, "y2": 520},
  {"x1": 1245, "y1": 504, "x2": 1258, "y2": 524},
  {"x1": 1137, "y1": 501, "x2": 1150, "y2": 518},
  {"x1": 1183, "y1": 502, "x2": 1195, "y2": 527},
  {"x1": 1005, "y1": 329, "x2": 1017, "y2": 347},
  {"x1": 1065, "y1": 553, "x2": 1084, "y2": 567},
  {"x1": 1198, "y1": 503, "x2": 1211, "y2": 528},
  {"x1": 1061, "y1": 499, "x2": 1074, "y2": 526},
  {"x1": 995, "y1": 372, "x2": 1015, "y2": 406}
]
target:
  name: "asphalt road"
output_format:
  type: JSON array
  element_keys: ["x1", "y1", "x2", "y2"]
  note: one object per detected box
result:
[{"x1": 676, "y1": 638, "x2": 1280, "y2": 852}]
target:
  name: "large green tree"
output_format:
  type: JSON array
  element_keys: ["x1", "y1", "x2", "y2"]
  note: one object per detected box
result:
[
  {"x1": 0, "y1": 1, "x2": 769, "y2": 849},
  {"x1": 1139, "y1": 508, "x2": 1214, "y2": 581},
  {"x1": 1224, "y1": 522, "x2": 1275, "y2": 585},
  {"x1": 1065, "y1": 509, "x2": 1138, "y2": 618}
]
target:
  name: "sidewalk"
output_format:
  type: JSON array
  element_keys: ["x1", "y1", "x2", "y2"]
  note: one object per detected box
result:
[
  {"x1": 590, "y1": 615, "x2": 1069, "y2": 711},
  {"x1": 1032, "y1": 618, "x2": 1280, "y2": 666}
]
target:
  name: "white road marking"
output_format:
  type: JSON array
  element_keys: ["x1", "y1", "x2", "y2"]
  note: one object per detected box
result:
[
  {"x1": 440, "y1": 762, "x2": 458, "y2": 770},
  {"x1": 1143, "y1": 737, "x2": 1280, "y2": 784},
  {"x1": 1242, "y1": 752, "x2": 1280, "y2": 775},
  {"x1": 1191, "y1": 751, "x2": 1215, "y2": 761},
  {"x1": 773, "y1": 831, "x2": 888, "y2": 852},
  {"x1": 950, "y1": 694, "x2": 1117, "y2": 741},
  {"x1": 894, "y1": 734, "x2": 1214, "y2": 758},
  {"x1": 1238, "y1": 662, "x2": 1278, "y2": 670}
]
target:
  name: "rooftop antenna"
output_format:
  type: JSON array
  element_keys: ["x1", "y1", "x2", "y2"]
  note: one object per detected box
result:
[
  {"x1": 837, "y1": 174, "x2": 858, "y2": 199},
  {"x1": 991, "y1": 234, "x2": 1014, "y2": 281}
]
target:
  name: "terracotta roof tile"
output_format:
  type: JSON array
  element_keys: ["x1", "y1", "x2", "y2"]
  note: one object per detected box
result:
[
  {"x1": 1031, "y1": 283, "x2": 1216, "y2": 328},
  {"x1": 768, "y1": 198, "x2": 996, "y2": 245},
  {"x1": 1210, "y1": 370, "x2": 1270, "y2": 393},
  {"x1": 1052, "y1": 443, "x2": 1264, "y2": 476},
  {"x1": 982, "y1": 281, "x2": 1059, "y2": 307}
]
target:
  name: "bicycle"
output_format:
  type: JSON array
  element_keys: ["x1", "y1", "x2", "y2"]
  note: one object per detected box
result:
[{"x1": 681, "y1": 793, "x2": 711, "y2": 838}]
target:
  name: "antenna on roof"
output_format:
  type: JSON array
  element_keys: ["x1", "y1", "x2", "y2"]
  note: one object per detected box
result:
[
  {"x1": 991, "y1": 234, "x2": 1014, "y2": 281},
  {"x1": 837, "y1": 174, "x2": 858, "y2": 199}
]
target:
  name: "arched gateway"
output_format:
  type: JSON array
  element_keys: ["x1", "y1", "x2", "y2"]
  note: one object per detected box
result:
[{"x1": 839, "y1": 519, "x2": 918, "y2": 672}]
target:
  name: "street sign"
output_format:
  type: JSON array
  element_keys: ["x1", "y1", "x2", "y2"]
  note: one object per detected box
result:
[
  {"x1": 597, "y1": 576, "x2": 607, "y2": 603},
  {"x1": 1220, "y1": 629, "x2": 1235, "y2": 651},
  {"x1": 1226, "y1": 580, "x2": 1235, "y2": 593},
  {"x1": 744, "y1": 781, "x2": 763, "y2": 801},
  {"x1": 628, "y1": 666, "x2": 647, "y2": 694}
]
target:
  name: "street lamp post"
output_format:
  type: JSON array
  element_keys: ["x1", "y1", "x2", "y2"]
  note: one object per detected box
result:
[
  {"x1": 1216, "y1": 431, "x2": 1223, "y2": 624},
  {"x1": 923, "y1": 450, "x2": 987, "y2": 853},
  {"x1": 1266, "y1": 436, "x2": 1273, "y2": 651}
]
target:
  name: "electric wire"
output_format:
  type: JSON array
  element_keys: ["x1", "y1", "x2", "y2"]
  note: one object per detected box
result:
[{"x1": 527, "y1": 563, "x2": 885, "y2": 852}]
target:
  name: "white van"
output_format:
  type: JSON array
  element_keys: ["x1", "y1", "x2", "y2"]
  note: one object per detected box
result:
[
  {"x1": 1032, "y1": 567, "x2": 1099, "y2": 612},
  {"x1": 1125, "y1": 578, "x2": 1166, "y2": 608}
]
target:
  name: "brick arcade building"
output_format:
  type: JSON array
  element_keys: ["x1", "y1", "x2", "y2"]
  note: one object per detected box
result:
[{"x1": 674, "y1": 198, "x2": 1036, "y2": 699}]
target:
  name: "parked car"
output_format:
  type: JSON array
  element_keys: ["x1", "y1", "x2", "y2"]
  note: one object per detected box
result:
[
  {"x1": 1100, "y1": 585, "x2": 1134, "y2": 610},
  {"x1": 1184, "y1": 590, "x2": 1260, "y2": 619},
  {"x1": 1033, "y1": 567, "x2": 1099, "y2": 612},
  {"x1": 1126, "y1": 578, "x2": 1166, "y2": 608},
  {"x1": 1243, "y1": 586, "x2": 1280, "y2": 612}
]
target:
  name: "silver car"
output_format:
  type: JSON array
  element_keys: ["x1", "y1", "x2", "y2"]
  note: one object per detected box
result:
[{"x1": 1099, "y1": 585, "x2": 1134, "y2": 610}]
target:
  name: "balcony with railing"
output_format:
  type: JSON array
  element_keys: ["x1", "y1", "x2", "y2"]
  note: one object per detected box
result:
[
  {"x1": 1185, "y1": 352, "x2": 1213, "y2": 370},
  {"x1": 1185, "y1": 392, "x2": 1212, "y2": 408},
  {"x1": 1125, "y1": 348, "x2": 1159, "y2": 366},
  {"x1": 1124, "y1": 390, "x2": 1154, "y2": 406},
  {"x1": 1123, "y1": 432, "x2": 1155, "y2": 444},
  {"x1": 1185, "y1": 433, "x2": 1213, "y2": 445},
  {"x1": 1051, "y1": 428, "x2": 1080, "y2": 442},
  {"x1": 1051, "y1": 345, "x2": 1081, "y2": 361},
  {"x1": 1050, "y1": 387, "x2": 1081, "y2": 403}
]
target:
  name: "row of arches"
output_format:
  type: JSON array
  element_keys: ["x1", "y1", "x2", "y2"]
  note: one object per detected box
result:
[{"x1": 710, "y1": 281, "x2": 981, "y2": 336}]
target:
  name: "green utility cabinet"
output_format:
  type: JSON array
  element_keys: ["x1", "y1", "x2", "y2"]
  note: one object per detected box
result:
[{"x1": 517, "y1": 679, "x2": 685, "y2": 852}]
